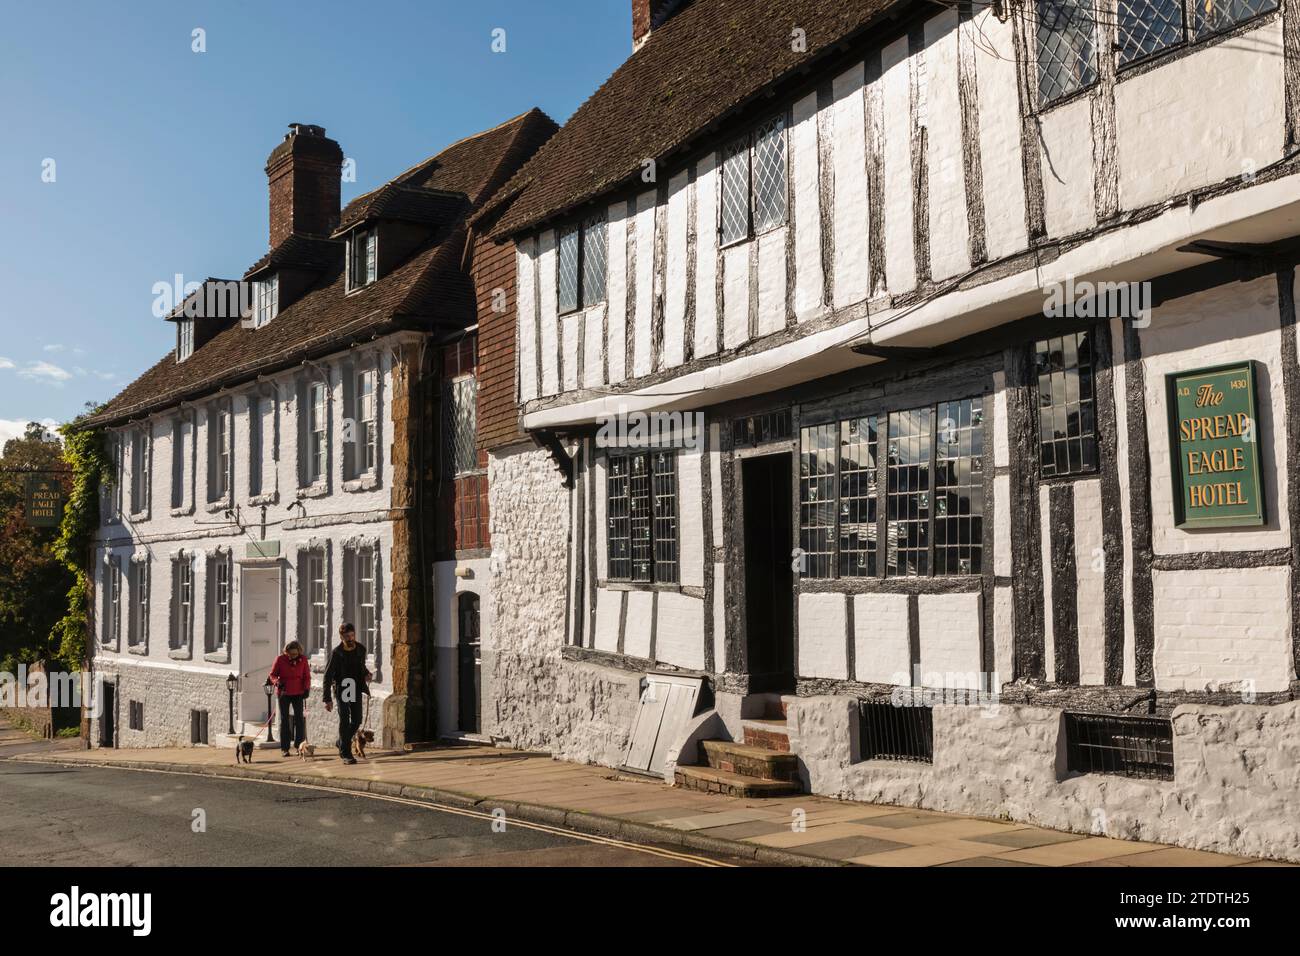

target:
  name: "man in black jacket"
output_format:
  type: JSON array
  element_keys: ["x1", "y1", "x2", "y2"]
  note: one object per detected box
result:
[{"x1": 323, "y1": 622, "x2": 370, "y2": 763}]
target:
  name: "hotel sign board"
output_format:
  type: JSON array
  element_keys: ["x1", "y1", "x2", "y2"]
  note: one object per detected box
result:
[
  {"x1": 25, "y1": 476, "x2": 64, "y2": 528},
  {"x1": 1166, "y1": 361, "x2": 1264, "y2": 529}
]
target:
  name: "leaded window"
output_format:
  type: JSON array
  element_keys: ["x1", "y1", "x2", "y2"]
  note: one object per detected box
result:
[
  {"x1": 1118, "y1": 0, "x2": 1184, "y2": 64},
  {"x1": 1036, "y1": 331, "x2": 1098, "y2": 477},
  {"x1": 887, "y1": 407, "x2": 933, "y2": 577},
  {"x1": 1035, "y1": 0, "x2": 1097, "y2": 105},
  {"x1": 933, "y1": 400, "x2": 985, "y2": 576},
  {"x1": 799, "y1": 423, "x2": 837, "y2": 579},
  {"x1": 720, "y1": 113, "x2": 789, "y2": 246},
  {"x1": 445, "y1": 375, "x2": 479, "y2": 476},
  {"x1": 606, "y1": 451, "x2": 678, "y2": 584},
  {"x1": 557, "y1": 216, "x2": 607, "y2": 314},
  {"x1": 1191, "y1": 0, "x2": 1277, "y2": 39},
  {"x1": 839, "y1": 417, "x2": 879, "y2": 577}
]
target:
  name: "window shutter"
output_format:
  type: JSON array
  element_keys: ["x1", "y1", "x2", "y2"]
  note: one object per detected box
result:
[{"x1": 296, "y1": 377, "x2": 308, "y2": 487}]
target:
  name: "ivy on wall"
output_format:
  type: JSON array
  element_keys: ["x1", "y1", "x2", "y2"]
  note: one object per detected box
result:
[{"x1": 51, "y1": 417, "x2": 109, "y2": 667}]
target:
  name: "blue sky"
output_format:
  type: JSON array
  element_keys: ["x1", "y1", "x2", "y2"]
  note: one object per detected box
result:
[{"x1": 0, "y1": 0, "x2": 630, "y2": 442}]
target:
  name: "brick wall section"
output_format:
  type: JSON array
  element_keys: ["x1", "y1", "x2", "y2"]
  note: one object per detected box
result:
[{"x1": 472, "y1": 219, "x2": 524, "y2": 451}]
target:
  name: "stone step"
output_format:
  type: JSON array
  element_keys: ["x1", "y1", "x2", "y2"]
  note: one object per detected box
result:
[
  {"x1": 701, "y1": 739, "x2": 798, "y2": 781},
  {"x1": 674, "y1": 765, "x2": 801, "y2": 798},
  {"x1": 742, "y1": 720, "x2": 791, "y2": 753}
]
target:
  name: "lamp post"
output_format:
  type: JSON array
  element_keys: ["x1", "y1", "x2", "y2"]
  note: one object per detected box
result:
[
  {"x1": 225, "y1": 673, "x2": 237, "y2": 735},
  {"x1": 264, "y1": 678, "x2": 275, "y2": 744}
]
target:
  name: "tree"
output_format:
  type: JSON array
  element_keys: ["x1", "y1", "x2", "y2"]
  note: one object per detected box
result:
[{"x1": 0, "y1": 423, "x2": 75, "y2": 671}]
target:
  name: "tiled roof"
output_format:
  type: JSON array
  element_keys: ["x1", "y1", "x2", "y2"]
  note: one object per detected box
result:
[
  {"x1": 243, "y1": 235, "x2": 344, "y2": 279},
  {"x1": 485, "y1": 0, "x2": 900, "y2": 237},
  {"x1": 87, "y1": 109, "x2": 557, "y2": 428},
  {"x1": 335, "y1": 184, "x2": 469, "y2": 235}
]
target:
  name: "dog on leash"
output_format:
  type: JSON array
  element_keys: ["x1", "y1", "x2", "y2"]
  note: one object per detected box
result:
[
  {"x1": 351, "y1": 729, "x2": 374, "y2": 761},
  {"x1": 235, "y1": 737, "x2": 255, "y2": 764},
  {"x1": 296, "y1": 742, "x2": 316, "y2": 760}
]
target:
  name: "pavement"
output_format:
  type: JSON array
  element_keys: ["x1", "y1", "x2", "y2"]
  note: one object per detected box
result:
[
  {"x1": 0, "y1": 716, "x2": 82, "y2": 759},
  {"x1": 12, "y1": 726, "x2": 1292, "y2": 867}
]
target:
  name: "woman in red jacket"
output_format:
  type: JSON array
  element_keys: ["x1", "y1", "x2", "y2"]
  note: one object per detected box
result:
[{"x1": 268, "y1": 640, "x2": 311, "y2": 757}]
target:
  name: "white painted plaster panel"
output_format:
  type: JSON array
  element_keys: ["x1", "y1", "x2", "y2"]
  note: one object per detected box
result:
[
  {"x1": 757, "y1": 228, "x2": 787, "y2": 337},
  {"x1": 516, "y1": 238, "x2": 538, "y2": 401},
  {"x1": 624, "y1": 590, "x2": 654, "y2": 659},
  {"x1": 881, "y1": 35, "x2": 916, "y2": 294},
  {"x1": 798, "y1": 592, "x2": 848, "y2": 680},
  {"x1": 562, "y1": 311, "x2": 580, "y2": 392},
  {"x1": 656, "y1": 591, "x2": 705, "y2": 671},
  {"x1": 584, "y1": 305, "x2": 605, "y2": 389},
  {"x1": 678, "y1": 451, "x2": 705, "y2": 589},
  {"x1": 1039, "y1": 97, "x2": 1096, "y2": 239},
  {"x1": 537, "y1": 229, "x2": 559, "y2": 397},
  {"x1": 1153, "y1": 566, "x2": 1293, "y2": 693},
  {"x1": 791, "y1": 90, "x2": 824, "y2": 321},
  {"x1": 917, "y1": 591, "x2": 982, "y2": 688},
  {"x1": 1116, "y1": 21, "x2": 1285, "y2": 212},
  {"x1": 853, "y1": 592, "x2": 910, "y2": 684},
  {"x1": 694, "y1": 153, "x2": 719, "y2": 358},
  {"x1": 594, "y1": 586, "x2": 621, "y2": 653},
  {"x1": 723, "y1": 244, "x2": 750, "y2": 350},
  {"x1": 664, "y1": 171, "x2": 691, "y2": 369},
  {"x1": 994, "y1": 472, "x2": 1012, "y2": 578},
  {"x1": 924, "y1": 9, "x2": 971, "y2": 281},
  {"x1": 606, "y1": 202, "x2": 629, "y2": 384},
  {"x1": 832, "y1": 62, "x2": 870, "y2": 309},
  {"x1": 971, "y1": 9, "x2": 1027, "y2": 261},
  {"x1": 994, "y1": 585, "x2": 1014, "y2": 685},
  {"x1": 1073, "y1": 477, "x2": 1106, "y2": 685}
]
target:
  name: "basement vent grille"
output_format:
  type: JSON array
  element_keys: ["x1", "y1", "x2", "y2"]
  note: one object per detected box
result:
[
  {"x1": 128, "y1": 700, "x2": 144, "y2": 732},
  {"x1": 858, "y1": 700, "x2": 933, "y2": 764},
  {"x1": 1064, "y1": 712, "x2": 1174, "y2": 781}
]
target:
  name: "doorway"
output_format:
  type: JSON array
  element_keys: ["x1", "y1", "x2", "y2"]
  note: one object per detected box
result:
[
  {"x1": 240, "y1": 566, "x2": 282, "y2": 722},
  {"x1": 457, "y1": 592, "x2": 481, "y2": 733},
  {"x1": 742, "y1": 453, "x2": 795, "y2": 693},
  {"x1": 99, "y1": 680, "x2": 115, "y2": 748}
]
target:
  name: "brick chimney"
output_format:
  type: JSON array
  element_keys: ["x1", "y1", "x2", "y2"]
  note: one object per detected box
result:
[
  {"x1": 264, "y1": 123, "x2": 343, "y2": 247},
  {"x1": 632, "y1": 0, "x2": 686, "y2": 50}
]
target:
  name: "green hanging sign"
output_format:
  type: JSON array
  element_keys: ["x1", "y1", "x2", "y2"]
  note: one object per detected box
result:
[
  {"x1": 1166, "y1": 361, "x2": 1264, "y2": 529},
  {"x1": 25, "y1": 475, "x2": 64, "y2": 528}
]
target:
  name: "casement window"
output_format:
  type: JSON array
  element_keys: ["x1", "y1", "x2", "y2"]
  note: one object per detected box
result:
[
  {"x1": 344, "y1": 545, "x2": 380, "y2": 650},
  {"x1": 1117, "y1": 0, "x2": 1276, "y2": 65},
  {"x1": 104, "y1": 556, "x2": 122, "y2": 646},
  {"x1": 303, "y1": 548, "x2": 329, "y2": 655},
  {"x1": 307, "y1": 381, "x2": 328, "y2": 484},
  {"x1": 177, "y1": 318, "x2": 194, "y2": 362},
  {"x1": 130, "y1": 428, "x2": 151, "y2": 516},
  {"x1": 1035, "y1": 0, "x2": 1098, "y2": 104},
  {"x1": 606, "y1": 451, "x2": 678, "y2": 584},
  {"x1": 253, "y1": 275, "x2": 279, "y2": 327},
  {"x1": 206, "y1": 551, "x2": 232, "y2": 655},
  {"x1": 207, "y1": 402, "x2": 233, "y2": 502},
  {"x1": 170, "y1": 555, "x2": 194, "y2": 651},
  {"x1": 347, "y1": 228, "x2": 377, "y2": 291},
  {"x1": 557, "y1": 215, "x2": 608, "y2": 315},
  {"x1": 1035, "y1": 331, "x2": 1099, "y2": 477},
  {"x1": 799, "y1": 398, "x2": 984, "y2": 580},
  {"x1": 357, "y1": 368, "x2": 378, "y2": 475},
  {"x1": 444, "y1": 376, "x2": 479, "y2": 476},
  {"x1": 128, "y1": 558, "x2": 150, "y2": 649},
  {"x1": 720, "y1": 113, "x2": 788, "y2": 247},
  {"x1": 170, "y1": 418, "x2": 185, "y2": 509}
]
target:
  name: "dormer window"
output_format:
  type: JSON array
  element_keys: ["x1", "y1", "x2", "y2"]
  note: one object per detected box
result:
[
  {"x1": 253, "y1": 275, "x2": 279, "y2": 327},
  {"x1": 347, "y1": 228, "x2": 377, "y2": 291},
  {"x1": 177, "y1": 319, "x2": 194, "y2": 362}
]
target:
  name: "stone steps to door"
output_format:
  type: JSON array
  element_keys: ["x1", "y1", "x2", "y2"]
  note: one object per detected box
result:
[
  {"x1": 701, "y1": 739, "x2": 798, "y2": 782},
  {"x1": 673, "y1": 765, "x2": 801, "y2": 798}
]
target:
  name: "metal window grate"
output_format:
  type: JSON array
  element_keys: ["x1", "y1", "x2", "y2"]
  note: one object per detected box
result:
[
  {"x1": 1035, "y1": 0, "x2": 1098, "y2": 104},
  {"x1": 720, "y1": 135, "x2": 751, "y2": 246},
  {"x1": 799, "y1": 423, "x2": 837, "y2": 579},
  {"x1": 887, "y1": 406, "x2": 932, "y2": 577},
  {"x1": 557, "y1": 225, "x2": 580, "y2": 314},
  {"x1": 444, "y1": 376, "x2": 479, "y2": 476},
  {"x1": 1064, "y1": 712, "x2": 1174, "y2": 780},
  {"x1": 752, "y1": 114, "x2": 788, "y2": 233},
  {"x1": 1036, "y1": 331, "x2": 1098, "y2": 477},
  {"x1": 582, "y1": 216, "x2": 607, "y2": 307},
  {"x1": 839, "y1": 417, "x2": 879, "y2": 577},
  {"x1": 933, "y1": 398, "x2": 984, "y2": 576},
  {"x1": 1117, "y1": 0, "x2": 1184, "y2": 65},
  {"x1": 731, "y1": 409, "x2": 792, "y2": 447},
  {"x1": 1191, "y1": 0, "x2": 1277, "y2": 39},
  {"x1": 859, "y1": 701, "x2": 934, "y2": 763}
]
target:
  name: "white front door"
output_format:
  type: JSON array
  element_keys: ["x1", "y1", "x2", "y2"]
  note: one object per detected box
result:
[{"x1": 240, "y1": 566, "x2": 282, "y2": 722}]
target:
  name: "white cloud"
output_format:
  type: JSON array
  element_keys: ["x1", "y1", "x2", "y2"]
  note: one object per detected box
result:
[
  {"x1": 0, "y1": 356, "x2": 14, "y2": 370},
  {"x1": 43, "y1": 344, "x2": 66, "y2": 353},
  {"x1": 17, "y1": 361, "x2": 73, "y2": 385},
  {"x1": 0, "y1": 418, "x2": 60, "y2": 446}
]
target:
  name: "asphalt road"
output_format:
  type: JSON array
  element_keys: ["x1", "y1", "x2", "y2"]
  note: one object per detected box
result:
[{"x1": 0, "y1": 761, "x2": 743, "y2": 867}]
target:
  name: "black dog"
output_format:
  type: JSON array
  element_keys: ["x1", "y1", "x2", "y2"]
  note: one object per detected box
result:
[{"x1": 235, "y1": 737, "x2": 255, "y2": 764}]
